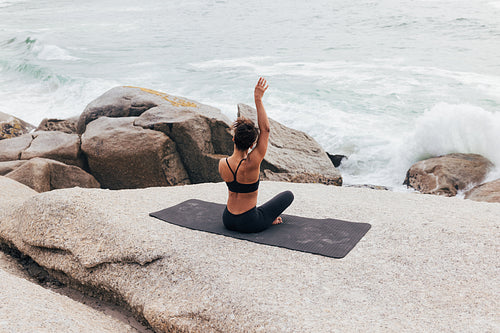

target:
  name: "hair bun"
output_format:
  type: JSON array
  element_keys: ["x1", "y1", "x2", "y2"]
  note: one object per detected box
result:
[{"x1": 233, "y1": 117, "x2": 259, "y2": 150}]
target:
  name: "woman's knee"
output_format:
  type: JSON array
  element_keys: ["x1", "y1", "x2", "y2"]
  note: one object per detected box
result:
[{"x1": 281, "y1": 190, "x2": 294, "y2": 205}]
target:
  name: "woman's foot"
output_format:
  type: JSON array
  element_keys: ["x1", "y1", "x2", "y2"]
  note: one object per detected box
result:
[{"x1": 272, "y1": 216, "x2": 283, "y2": 225}]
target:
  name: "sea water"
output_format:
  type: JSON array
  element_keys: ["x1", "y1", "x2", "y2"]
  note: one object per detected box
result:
[{"x1": 1, "y1": 0, "x2": 499, "y2": 188}]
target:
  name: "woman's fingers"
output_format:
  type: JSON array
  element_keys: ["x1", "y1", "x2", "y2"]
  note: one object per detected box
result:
[{"x1": 257, "y1": 77, "x2": 268, "y2": 90}]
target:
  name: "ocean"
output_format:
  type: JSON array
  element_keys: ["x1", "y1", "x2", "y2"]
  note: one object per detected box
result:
[{"x1": 1, "y1": 0, "x2": 499, "y2": 188}]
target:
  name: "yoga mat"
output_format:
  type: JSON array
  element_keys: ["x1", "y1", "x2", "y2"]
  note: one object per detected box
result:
[{"x1": 150, "y1": 199, "x2": 371, "y2": 259}]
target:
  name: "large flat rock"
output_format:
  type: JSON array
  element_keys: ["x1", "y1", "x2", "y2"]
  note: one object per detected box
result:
[
  {"x1": 0, "y1": 267, "x2": 137, "y2": 332},
  {"x1": 0, "y1": 182, "x2": 498, "y2": 332}
]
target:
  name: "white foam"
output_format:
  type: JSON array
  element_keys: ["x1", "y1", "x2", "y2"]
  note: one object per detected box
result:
[
  {"x1": 391, "y1": 103, "x2": 500, "y2": 184},
  {"x1": 488, "y1": 1, "x2": 500, "y2": 9},
  {"x1": 33, "y1": 42, "x2": 79, "y2": 61}
]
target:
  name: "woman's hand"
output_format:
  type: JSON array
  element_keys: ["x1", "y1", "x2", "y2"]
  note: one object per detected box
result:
[{"x1": 254, "y1": 77, "x2": 268, "y2": 101}]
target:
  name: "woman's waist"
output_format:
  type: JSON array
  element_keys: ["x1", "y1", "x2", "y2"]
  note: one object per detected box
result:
[{"x1": 227, "y1": 192, "x2": 258, "y2": 214}]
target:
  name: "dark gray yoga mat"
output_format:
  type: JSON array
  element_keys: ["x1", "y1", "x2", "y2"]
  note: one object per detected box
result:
[{"x1": 150, "y1": 199, "x2": 371, "y2": 259}]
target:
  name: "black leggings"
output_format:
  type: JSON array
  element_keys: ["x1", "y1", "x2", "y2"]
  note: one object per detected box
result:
[{"x1": 223, "y1": 191, "x2": 294, "y2": 233}]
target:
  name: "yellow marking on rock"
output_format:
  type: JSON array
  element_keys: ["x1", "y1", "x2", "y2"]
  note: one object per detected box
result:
[{"x1": 124, "y1": 86, "x2": 197, "y2": 107}]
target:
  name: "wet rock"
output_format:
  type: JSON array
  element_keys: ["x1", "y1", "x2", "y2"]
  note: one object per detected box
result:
[
  {"x1": 465, "y1": 178, "x2": 500, "y2": 203},
  {"x1": 403, "y1": 153, "x2": 494, "y2": 196},
  {"x1": 327, "y1": 153, "x2": 347, "y2": 168}
]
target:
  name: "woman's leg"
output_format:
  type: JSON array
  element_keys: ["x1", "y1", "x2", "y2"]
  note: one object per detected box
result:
[{"x1": 257, "y1": 190, "x2": 294, "y2": 226}]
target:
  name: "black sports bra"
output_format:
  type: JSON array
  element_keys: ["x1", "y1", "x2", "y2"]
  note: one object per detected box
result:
[{"x1": 225, "y1": 158, "x2": 260, "y2": 193}]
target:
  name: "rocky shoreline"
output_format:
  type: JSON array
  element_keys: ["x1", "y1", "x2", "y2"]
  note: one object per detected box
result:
[
  {"x1": 1, "y1": 87, "x2": 499, "y2": 332},
  {"x1": 1, "y1": 86, "x2": 498, "y2": 202}
]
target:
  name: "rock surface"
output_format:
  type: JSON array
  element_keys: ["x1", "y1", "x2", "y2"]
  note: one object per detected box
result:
[
  {"x1": 403, "y1": 153, "x2": 494, "y2": 196},
  {"x1": 1, "y1": 181, "x2": 498, "y2": 332},
  {"x1": 3, "y1": 158, "x2": 100, "y2": 192},
  {"x1": 0, "y1": 175, "x2": 37, "y2": 204},
  {"x1": 465, "y1": 178, "x2": 500, "y2": 203},
  {"x1": 0, "y1": 111, "x2": 35, "y2": 140},
  {"x1": 0, "y1": 160, "x2": 27, "y2": 176},
  {"x1": 21, "y1": 131, "x2": 85, "y2": 168},
  {"x1": 36, "y1": 116, "x2": 79, "y2": 134},
  {"x1": 0, "y1": 131, "x2": 85, "y2": 168},
  {"x1": 77, "y1": 86, "x2": 224, "y2": 134},
  {"x1": 81, "y1": 117, "x2": 190, "y2": 189},
  {"x1": 238, "y1": 103, "x2": 342, "y2": 185},
  {"x1": 0, "y1": 267, "x2": 137, "y2": 332},
  {"x1": 78, "y1": 86, "x2": 234, "y2": 186},
  {"x1": 0, "y1": 133, "x2": 33, "y2": 161},
  {"x1": 134, "y1": 103, "x2": 233, "y2": 183}
]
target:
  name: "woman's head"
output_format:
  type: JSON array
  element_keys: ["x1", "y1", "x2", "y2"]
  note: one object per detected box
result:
[{"x1": 233, "y1": 117, "x2": 259, "y2": 151}]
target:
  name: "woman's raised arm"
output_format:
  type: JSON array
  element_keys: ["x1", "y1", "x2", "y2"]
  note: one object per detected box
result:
[{"x1": 250, "y1": 77, "x2": 271, "y2": 161}]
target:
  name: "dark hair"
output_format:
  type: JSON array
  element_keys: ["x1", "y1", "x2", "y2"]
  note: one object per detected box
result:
[{"x1": 233, "y1": 117, "x2": 259, "y2": 151}]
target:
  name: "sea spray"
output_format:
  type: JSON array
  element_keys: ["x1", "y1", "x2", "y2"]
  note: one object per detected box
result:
[{"x1": 402, "y1": 103, "x2": 500, "y2": 181}]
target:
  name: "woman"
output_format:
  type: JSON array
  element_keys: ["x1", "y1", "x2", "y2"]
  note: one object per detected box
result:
[{"x1": 219, "y1": 77, "x2": 294, "y2": 233}]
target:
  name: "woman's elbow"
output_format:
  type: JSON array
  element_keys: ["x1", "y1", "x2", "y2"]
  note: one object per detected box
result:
[{"x1": 260, "y1": 124, "x2": 271, "y2": 133}]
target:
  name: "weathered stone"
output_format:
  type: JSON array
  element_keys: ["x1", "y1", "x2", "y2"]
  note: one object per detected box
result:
[
  {"x1": 327, "y1": 153, "x2": 348, "y2": 168},
  {"x1": 0, "y1": 183, "x2": 498, "y2": 332},
  {"x1": 0, "y1": 160, "x2": 27, "y2": 176},
  {"x1": 0, "y1": 133, "x2": 33, "y2": 162},
  {"x1": 134, "y1": 105, "x2": 233, "y2": 183},
  {"x1": 5, "y1": 158, "x2": 100, "y2": 192},
  {"x1": 0, "y1": 176, "x2": 37, "y2": 207},
  {"x1": 0, "y1": 268, "x2": 136, "y2": 332},
  {"x1": 403, "y1": 153, "x2": 494, "y2": 196},
  {"x1": 0, "y1": 111, "x2": 35, "y2": 140},
  {"x1": 465, "y1": 178, "x2": 500, "y2": 203},
  {"x1": 238, "y1": 103, "x2": 342, "y2": 185},
  {"x1": 344, "y1": 184, "x2": 391, "y2": 191},
  {"x1": 81, "y1": 116, "x2": 190, "y2": 189},
  {"x1": 261, "y1": 170, "x2": 342, "y2": 186},
  {"x1": 37, "y1": 116, "x2": 79, "y2": 134},
  {"x1": 21, "y1": 131, "x2": 84, "y2": 168},
  {"x1": 77, "y1": 86, "x2": 211, "y2": 134}
]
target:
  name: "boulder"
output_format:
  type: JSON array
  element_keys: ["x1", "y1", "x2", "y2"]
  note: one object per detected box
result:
[
  {"x1": 0, "y1": 160, "x2": 27, "y2": 176},
  {"x1": 0, "y1": 133, "x2": 33, "y2": 161},
  {"x1": 37, "y1": 116, "x2": 79, "y2": 134},
  {"x1": 21, "y1": 131, "x2": 85, "y2": 168},
  {"x1": 238, "y1": 104, "x2": 342, "y2": 185},
  {"x1": 81, "y1": 117, "x2": 190, "y2": 189},
  {"x1": 77, "y1": 86, "x2": 218, "y2": 134},
  {"x1": 327, "y1": 153, "x2": 348, "y2": 168},
  {"x1": 79, "y1": 86, "x2": 234, "y2": 185},
  {"x1": 4, "y1": 157, "x2": 100, "y2": 192},
  {"x1": 465, "y1": 179, "x2": 500, "y2": 203},
  {"x1": 0, "y1": 111, "x2": 35, "y2": 140},
  {"x1": 134, "y1": 104, "x2": 233, "y2": 183},
  {"x1": 403, "y1": 153, "x2": 494, "y2": 196}
]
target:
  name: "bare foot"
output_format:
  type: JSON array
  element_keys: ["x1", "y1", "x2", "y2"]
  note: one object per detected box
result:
[{"x1": 272, "y1": 216, "x2": 283, "y2": 225}]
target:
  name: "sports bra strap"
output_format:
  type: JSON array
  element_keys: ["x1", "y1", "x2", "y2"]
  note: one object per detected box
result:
[
  {"x1": 234, "y1": 158, "x2": 245, "y2": 176},
  {"x1": 226, "y1": 158, "x2": 246, "y2": 181},
  {"x1": 225, "y1": 158, "x2": 235, "y2": 176}
]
